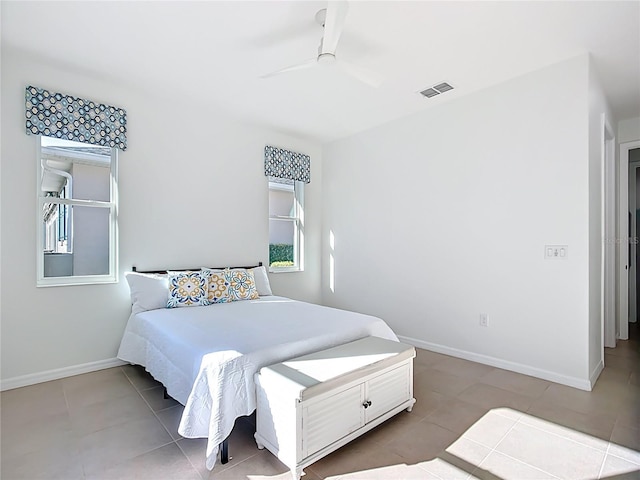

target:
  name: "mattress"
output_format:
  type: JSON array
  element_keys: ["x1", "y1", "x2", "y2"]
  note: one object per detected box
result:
[{"x1": 117, "y1": 296, "x2": 398, "y2": 470}]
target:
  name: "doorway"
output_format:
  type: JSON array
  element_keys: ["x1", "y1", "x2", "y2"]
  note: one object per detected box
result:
[{"x1": 626, "y1": 147, "x2": 640, "y2": 339}]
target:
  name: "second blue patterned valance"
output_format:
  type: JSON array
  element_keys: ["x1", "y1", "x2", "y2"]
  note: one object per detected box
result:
[
  {"x1": 25, "y1": 86, "x2": 127, "y2": 151},
  {"x1": 264, "y1": 145, "x2": 310, "y2": 184}
]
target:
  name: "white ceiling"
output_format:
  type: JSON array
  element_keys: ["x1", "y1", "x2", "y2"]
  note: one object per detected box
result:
[{"x1": 3, "y1": 1, "x2": 639, "y2": 143}]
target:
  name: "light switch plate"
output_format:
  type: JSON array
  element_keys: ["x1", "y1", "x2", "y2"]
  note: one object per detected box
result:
[{"x1": 545, "y1": 245, "x2": 568, "y2": 259}]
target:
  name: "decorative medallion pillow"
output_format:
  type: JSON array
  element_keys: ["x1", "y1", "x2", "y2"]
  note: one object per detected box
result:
[
  {"x1": 166, "y1": 271, "x2": 209, "y2": 308},
  {"x1": 224, "y1": 268, "x2": 260, "y2": 301},
  {"x1": 202, "y1": 268, "x2": 232, "y2": 304}
]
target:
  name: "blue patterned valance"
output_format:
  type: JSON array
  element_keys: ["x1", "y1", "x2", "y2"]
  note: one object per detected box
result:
[
  {"x1": 25, "y1": 86, "x2": 127, "y2": 151},
  {"x1": 264, "y1": 145, "x2": 310, "y2": 184}
]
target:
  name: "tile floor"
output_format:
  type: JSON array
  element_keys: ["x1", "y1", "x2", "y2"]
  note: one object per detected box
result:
[{"x1": 1, "y1": 328, "x2": 638, "y2": 480}]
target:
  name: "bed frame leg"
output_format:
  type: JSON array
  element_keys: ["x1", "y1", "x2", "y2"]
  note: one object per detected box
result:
[{"x1": 220, "y1": 438, "x2": 229, "y2": 464}]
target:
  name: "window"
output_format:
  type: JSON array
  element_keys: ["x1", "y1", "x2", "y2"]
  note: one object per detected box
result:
[
  {"x1": 37, "y1": 137, "x2": 118, "y2": 286},
  {"x1": 268, "y1": 177, "x2": 304, "y2": 272}
]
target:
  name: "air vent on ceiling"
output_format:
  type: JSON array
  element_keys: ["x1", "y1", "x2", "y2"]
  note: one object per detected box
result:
[
  {"x1": 420, "y1": 87, "x2": 440, "y2": 98},
  {"x1": 419, "y1": 82, "x2": 454, "y2": 98}
]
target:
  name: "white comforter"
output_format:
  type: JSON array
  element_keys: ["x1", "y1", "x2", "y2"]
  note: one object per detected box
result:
[{"x1": 117, "y1": 296, "x2": 397, "y2": 470}]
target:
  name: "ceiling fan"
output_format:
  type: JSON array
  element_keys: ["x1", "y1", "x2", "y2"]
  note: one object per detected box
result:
[{"x1": 260, "y1": 1, "x2": 380, "y2": 87}]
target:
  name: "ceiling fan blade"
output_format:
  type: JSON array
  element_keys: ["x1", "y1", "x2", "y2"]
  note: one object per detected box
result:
[
  {"x1": 338, "y1": 61, "x2": 382, "y2": 88},
  {"x1": 321, "y1": 1, "x2": 349, "y2": 55},
  {"x1": 260, "y1": 58, "x2": 317, "y2": 79}
]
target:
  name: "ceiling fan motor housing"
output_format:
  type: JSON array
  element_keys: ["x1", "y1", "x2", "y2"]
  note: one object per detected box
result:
[{"x1": 317, "y1": 51, "x2": 336, "y2": 64}]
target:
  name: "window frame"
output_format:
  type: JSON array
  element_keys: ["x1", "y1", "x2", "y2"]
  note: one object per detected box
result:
[
  {"x1": 36, "y1": 136, "x2": 119, "y2": 287},
  {"x1": 268, "y1": 178, "x2": 304, "y2": 273}
]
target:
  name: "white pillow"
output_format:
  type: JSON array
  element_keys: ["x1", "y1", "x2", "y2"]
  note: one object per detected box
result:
[
  {"x1": 125, "y1": 271, "x2": 169, "y2": 314},
  {"x1": 251, "y1": 266, "x2": 272, "y2": 296}
]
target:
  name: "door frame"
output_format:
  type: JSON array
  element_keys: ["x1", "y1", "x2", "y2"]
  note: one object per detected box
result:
[
  {"x1": 622, "y1": 140, "x2": 640, "y2": 339},
  {"x1": 628, "y1": 160, "x2": 640, "y2": 330},
  {"x1": 603, "y1": 116, "x2": 616, "y2": 348}
]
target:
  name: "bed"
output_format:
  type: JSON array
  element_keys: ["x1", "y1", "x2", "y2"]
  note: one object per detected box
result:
[{"x1": 117, "y1": 264, "x2": 398, "y2": 471}]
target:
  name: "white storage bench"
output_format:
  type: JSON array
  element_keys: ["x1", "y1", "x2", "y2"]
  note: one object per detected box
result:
[{"x1": 254, "y1": 336, "x2": 416, "y2": 480}]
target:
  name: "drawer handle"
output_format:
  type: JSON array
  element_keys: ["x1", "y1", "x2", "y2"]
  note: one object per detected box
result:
[{"x1": 362, "y1": 400, "x2": 372, "y2": 409}]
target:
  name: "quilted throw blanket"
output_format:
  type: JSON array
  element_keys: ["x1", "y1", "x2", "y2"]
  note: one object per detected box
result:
[{"x1": 117, "y1": 296, "x2": 398, "y2": 470}]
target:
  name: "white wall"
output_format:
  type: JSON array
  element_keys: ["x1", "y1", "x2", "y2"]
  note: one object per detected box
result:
[
  {"x1": 0, "y1": 46, "x2": 322, "y2": 384},
  {"x1": 322, "y1": 56, "x2": 593, "y2": 388},
  {"x1": 619, "y1": 117, "x2": 640, "y2": 144},
  {"x1": 587, "y1": 59, "x2": 615, "y2": 382}
]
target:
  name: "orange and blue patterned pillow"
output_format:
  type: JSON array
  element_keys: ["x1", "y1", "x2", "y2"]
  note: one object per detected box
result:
[
  {"x1": 166, "y1": 271, "x2": 209, "y2": 308},
  {"x1": 202, "y1": 268, "x2": 259, "y2": 303},
  {"x1": 224, "y1": 268, "x2": 259, "y2": 301},
  {"x1": 202, "y1": 269, "x2": 232, "y2": 304}
]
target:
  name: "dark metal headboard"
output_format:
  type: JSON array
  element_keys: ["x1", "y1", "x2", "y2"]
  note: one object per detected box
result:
[{"x1": 132, "y1": 261, "x2": 263, "y2": 275}]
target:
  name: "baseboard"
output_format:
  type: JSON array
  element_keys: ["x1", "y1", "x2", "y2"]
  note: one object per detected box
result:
[
  {"x1": 398, "y1": 335, "x2": 593, "y2": 391},
  {"x1": 589, "y1": 359, "x2": 605, "y2": 389},
  {"x1": 2, "y1": 343, "x2": 596, "y2": 393},
  {"x1": 0, "y1": 357, "x2": 127, "y2": 391}
]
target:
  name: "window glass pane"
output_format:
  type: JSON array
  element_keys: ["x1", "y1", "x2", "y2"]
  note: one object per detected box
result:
[
  {"x1": 268, "y1": 183, "x2": 295, "y2": 217},
  {"x1": 43, "y1": 205, "x2": 111, "y2": 277},
  {"x1": 41, "y1": 137, "x2": 111, "y2": 201},
  {"x1": 269, "y1": 218, "x2": 295, "y2": 267},
  {"x1": 268, "y1": 178, "x2": 303, "y2": 271},
  {"x1": 38, "y1": 136, "x2": 117, "y2": 285},
  {"x1": 43, "y1": 202, "x2": 71, "y2": 254}
]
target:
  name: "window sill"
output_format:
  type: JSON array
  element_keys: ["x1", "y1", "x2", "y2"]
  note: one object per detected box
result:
[
  {"x1": 37, "y1": 274, "x2": 118, "y2": 287},
  {"x1": 268, "y1": 267, "x2": 303, "y2": 274}
]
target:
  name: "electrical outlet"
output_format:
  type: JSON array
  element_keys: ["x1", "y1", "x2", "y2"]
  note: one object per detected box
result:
[{"x1": 479, "y1": 313, "x2": 488, "y2": 327}]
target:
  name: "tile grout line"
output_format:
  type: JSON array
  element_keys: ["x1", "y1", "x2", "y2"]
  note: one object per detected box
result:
[
  {"x1": 123, "y1": 366, "x2": 278, "y2": 479},
  {"x1": 413, "y1": 459, "x2": 451, "y2": 480},
  {"x1": 122, "y1": 366, "x2": 177, "y2": 438},
  {"x1": 515, "y1": 416, "x2": 611, "y2": 454},
  {"x1": 454, "y1": 380, "x2": 542, "y2": 412},
  {"x1": 605, "y1": 447, "x2": 640, "y2": 467},
  {"x1": 174, "y1": 438, "x2": 209, "y2": 480},
  {"x1": 120, "y1": 367, "x2": 193, "y2": 476},
  {"x1": 596, "y1": 442, "x2": 613, "y2": 479},
  {"x1": 69, "y1": 367, "x2": 145, "y2": 480},
  {"x1": 59, "y1": 378, "x2": 88, "y2": 480},
  {"x1": 70, "y1": 367, "x2": 175, "y2": 479},
  {"x1": 480, "y1": 412, "x2": 519, "y2": 452},
  {"x1": 479, "y1": 374, "x2": 553, "y2": 402},
  {"x1": 466, "y1": 415, "x2": 520, "y2": 479},
  {"x1": 416, "y1": 413, "x2": 520, "y2": 479},
  {"x1": 122, "y1": 368, "x2": 231, "y2": 480},
  {"x1": 412, "y1": 408, "x2": 518, "y2": 477},
  {"x1": 486, "y1": 415, "x2": 565, "y2": 479},
  {"x1": 480, "y1": 448, "x2": 564, "y2": 480},
  {"x1": 483, "y1": 410, "x2": 568, "y2": 479},
  {"x1": 491, "y1": 416, "x2": 612, "y2": 480},
  {"x1": 211, "y1": 450, "x2": 263, "y2": 477}
]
